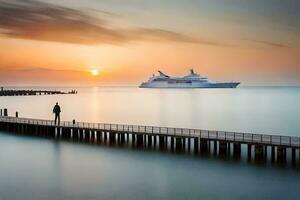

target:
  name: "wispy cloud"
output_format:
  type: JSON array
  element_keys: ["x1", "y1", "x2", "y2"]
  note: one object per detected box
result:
[
  {"x1": 0, "y1": 0, "x2": 126, "y2": 45},
  {"x1": 247, "y1": 39, "x2": 289, "y2": 48},
  {"x1": 0, "y1": 0, "x2": 221, "y2": 46}
]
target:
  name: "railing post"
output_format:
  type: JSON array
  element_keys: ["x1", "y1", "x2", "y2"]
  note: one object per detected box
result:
[
  {"x1": 260, "y1": 135, "x2": 262, "y2": 144},
  {"x1": 280, "y1": 136, "x2": 282, "y2": 145}
]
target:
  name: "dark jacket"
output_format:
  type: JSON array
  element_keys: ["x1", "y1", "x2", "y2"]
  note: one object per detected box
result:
[{"x1": 53, "y1": 105, "x2": 61, "y2": 114}]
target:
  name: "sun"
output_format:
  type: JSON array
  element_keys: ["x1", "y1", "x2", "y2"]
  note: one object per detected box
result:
[{"x1": 90, "y1": 69, "x2": 99, "y2": 76}]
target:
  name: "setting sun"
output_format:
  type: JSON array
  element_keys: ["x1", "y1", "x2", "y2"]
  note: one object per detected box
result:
[{"x1": 91, "y1": 69, "x2": 99, "y2": 76}]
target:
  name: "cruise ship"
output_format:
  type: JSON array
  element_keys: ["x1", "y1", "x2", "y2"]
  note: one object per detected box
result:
[{"x1": 139, "y1": 69, "x2": 240, "y2": 88}]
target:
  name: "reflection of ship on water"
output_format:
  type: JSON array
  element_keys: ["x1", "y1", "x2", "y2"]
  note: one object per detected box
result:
[{"x1": 140, "y1": 69, "x2": 240, "y2": 88}]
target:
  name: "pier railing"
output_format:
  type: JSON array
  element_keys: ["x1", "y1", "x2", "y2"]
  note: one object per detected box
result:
[{"x1": 0, "y1": 116, "x2": 299, "y2": 148}]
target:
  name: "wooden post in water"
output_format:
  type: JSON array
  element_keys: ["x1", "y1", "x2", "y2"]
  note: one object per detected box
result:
[
  {"x1": 194, "y1": 138, "x2": 199, "y2": 154},
  {"x1": 277, "y1": 146, "x2": 286, "y2": 164},
  {"x1": 137, "y1": 134, "x2": 143, "y2": 148},
  {"x1": 219, "y1": 141, "x2": 227, "y2": 157},
  {"x1": 247, "y1": 144, "x2": 252, "y2": 161},
  {"x1": 200, "y1": 139, "x2": 209, "y2": 154},
  {"x1": 291, "y1": 148, "x2": 296, "y2": 166},
  {"x1": 159, "y1": 136, "x2": 165, "y2": 149},
  {"x1": 254, "y1": 145, "x2": 265, "y2": 162},
  {"x1": 171, "y1": 137, "x2": 175, "y2": 151},
  {"x1": 188, "y1": 138, "x2": 191, "y2": 152},
  {"x1": 271, "y1": 146, "x2": 275, "y2": 163},
  {"x1": 176, "y1": 137, "x2": 182, "y2": 151},
  {"x1": 214, "y1": 141, "x2": 218, "y2": 156},
  {"x1": 3, "y1": 109, "x2": 8, "y2": 117},
  {"x1": 233, "y1": 143, "x2": 241, "y2": 159},
  {"x1": 147, "y1": 135, "x2": 152, "y2": 147}
]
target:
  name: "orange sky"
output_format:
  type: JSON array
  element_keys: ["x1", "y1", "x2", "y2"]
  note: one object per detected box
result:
[{"x1": 0, "y1": 0, "x2": 299, "y2": 86}]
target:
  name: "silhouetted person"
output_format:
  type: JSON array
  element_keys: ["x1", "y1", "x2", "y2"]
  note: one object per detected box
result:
[{"x1": 53, "y1": 102, "x2": 61, "y2": 125}]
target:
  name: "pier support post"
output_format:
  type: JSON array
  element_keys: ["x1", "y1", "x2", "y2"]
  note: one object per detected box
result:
[
  {"x1": 96, "y1": 131, "x2": 102, "y2": 141},
  {"x1": 159, "y1": 136, "x2": 165, "y2": 149},
  {"x1": 219, "y1": 141, "x2": 227, "y2": 157},
  {"x1": 73, "y1": 128, "x2": 79, "y2": 140},
  {"x1": 277, "y1": 146, "x2": 286, "y2": 164},
  {"x1": 171, "y1": 137, "x2": 175, "y2": 151},
  {"x1": 137, "y1": 134, "x2": 144, "y2": 148},
  {"x1": 85, "y1": 130, "x2": 91, "y2": 141},
  {"x1": 91, "y1": 130, "x2": 96, "y2": 142},
  {"x1": 254, "y1": 145, "x2": 265, "y2": 162},
  {"x1": 292, "y1": 148, "x2": 296, "y2": 166},
  {"x1": 200, "y1": 139, "x2": 209, "y2": 154},
  {"x1": 79, "y1": 129, "x2": 84, "y2": 140},
  {"x1": 228, "y1": 143, "x2": 232, "y2": 156},
  {"x1": 188, "y1": 138, "x2": 191, "y2": 152},
  {"x1": 271, "y1": 146, "x2": 275, "y2": 163},
  {"x1": 233, "y1": 143, "x2": 241, "y2": 159},
  {"x1": 104, "y1": 132, "x2": 108, "y2": 141},
  {"x1": 247, "y1": 144, "x2": 252, "y2": 161},
  {"x1": 147, "y1": 135, "x2": 152, "y2": 147},
  {"x1": 132, "y1": 134, "x2": 136, "y2": 144},
  {"x1": 213, "y1": 141, "x2": 218, "y2": 155},
  {"x1": 176, "y1": 137, "x2": 183, "y2": 151},
  {"x1": 110, "y1": 132, "x2": 116, "y2": 144},
  {"x1": 120, "y1": 133, "x2": 126, "y2": 144},
  {"x1": 4, "y1": 109, "x2": 8, "y2": 117},
  {"x1": 194, "y1": 138, "x2": 199, "y2": 154}
]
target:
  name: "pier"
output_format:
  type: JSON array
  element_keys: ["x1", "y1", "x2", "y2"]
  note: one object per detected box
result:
[
  {"x1": 0, "y1": 113, "x2": 300, "y2": 166},
  {"x1": 0, "y1": 87, "x2": 77, "y2": 96}
]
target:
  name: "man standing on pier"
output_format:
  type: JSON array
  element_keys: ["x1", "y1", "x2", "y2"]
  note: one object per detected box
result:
[{"x1": 53, "y1": 102, "x2": 61, "y2": 125}]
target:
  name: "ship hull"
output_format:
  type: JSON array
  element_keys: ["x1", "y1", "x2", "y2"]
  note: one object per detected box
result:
[{"x1": 139, "y1": 82, "x2": 240, "y2": 88}]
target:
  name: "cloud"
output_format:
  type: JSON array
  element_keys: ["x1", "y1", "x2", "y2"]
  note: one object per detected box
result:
[
  {"x1": 130, "y1": 28, "x2": 224, "y2": 46},
  {"x1": 247, "y1": 39, "x2": 289, "y2": 48},
  {"x1": 0, "y1": 0, "x2": 126, "y2": 45},
  {"x1": 0, "y1": 0, "x2": 220, "y2": 46}
]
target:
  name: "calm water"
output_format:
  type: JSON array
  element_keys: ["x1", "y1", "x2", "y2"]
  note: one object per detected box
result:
[{"x1": 1, "y1": 86, "x2": 300, "y2": 200}]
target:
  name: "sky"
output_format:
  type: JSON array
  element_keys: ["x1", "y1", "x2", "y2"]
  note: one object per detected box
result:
[{"x1": 0, "y1": 0, "x2": 299, "y2": 86}]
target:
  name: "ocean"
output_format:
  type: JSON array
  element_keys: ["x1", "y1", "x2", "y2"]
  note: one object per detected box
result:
[{"x1": 0, "y1": 86, "x2": 300, "y2": 200}]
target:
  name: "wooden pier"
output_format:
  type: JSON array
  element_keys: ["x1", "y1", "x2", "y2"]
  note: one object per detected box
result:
[
  {"x1": 0, "y1": 87, "x2": 77, "y2": 96},
  {"x1": 1, "y1": 114, "x2": 300, "y2": 166}
]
